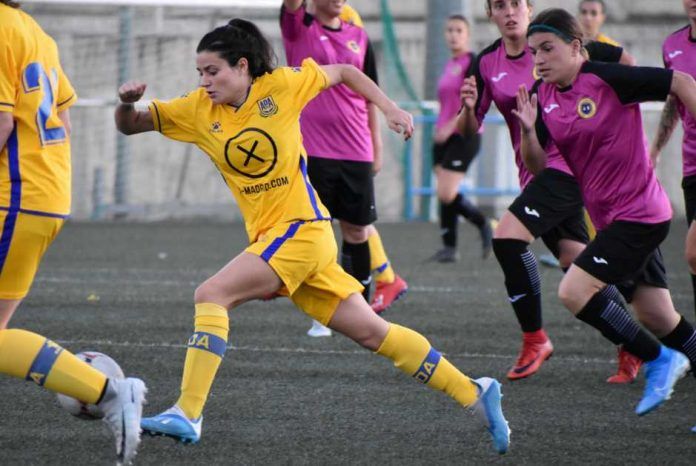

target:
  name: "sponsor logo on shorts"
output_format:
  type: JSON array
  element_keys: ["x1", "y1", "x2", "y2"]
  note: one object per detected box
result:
[
  {"x1": 524, "y1": 206, "x2": 540, "y2": 218},
  {"x1": 593, "y1": 256, "x2": 608, "y2": 265},
  {"x1": 241, "y1": 176, "x2": 290, "y2": 195}
]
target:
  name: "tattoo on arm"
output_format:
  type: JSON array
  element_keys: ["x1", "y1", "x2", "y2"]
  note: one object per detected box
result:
[{"x1": 654, "y1": 95, "x2": 680, "y2": 152}]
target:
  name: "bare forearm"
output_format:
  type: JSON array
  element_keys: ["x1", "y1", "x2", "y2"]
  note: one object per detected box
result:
[
  {"x1": 520, "y1": 129, "x2": 547, "y2": 174},
  {"x1": 0, "y1": 112, "x2": 13, "y2": 151},
  {"x1": 368, "y1": 103, "x2": 382, "y2": 151},
  {"x1": 115, "y1": 103, "x2": 151, "y2": 135},
  {"x1": 341, "y1": 66, "x2": 396, "y2": 114},
  {"x1": 455, "y1": 108, "x2": 479, "y2": 136},
  {"x1": 652, "y1": 95, "x2": 679, "y2": 154}
]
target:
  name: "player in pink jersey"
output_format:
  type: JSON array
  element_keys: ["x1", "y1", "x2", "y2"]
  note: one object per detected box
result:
[
  {"x1": 429, "y1": 14, "x2": 494, "y2": 264},
  {"x1": 515, "y1": 7, "x2": 696, "y2": 419},
  {"x1": 651, "y1": 0, "x2": 696, "y2": 324},
  {"x1": 456, "y1": 0, "x2": 634, "y2": 382},
  {"x1": 281, "y1": 0, "x2": 408, "y2": 328}
]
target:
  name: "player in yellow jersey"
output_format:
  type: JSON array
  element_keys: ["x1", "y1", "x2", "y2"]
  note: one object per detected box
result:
[
  {"x1": 115, "y1": 18, "x2": 510, "y2": 454},
  {"x1": 0, "y1": 1, "x2": 146, "y2": 464},
  {"x1": 578, "y1": 0, "x2": 620, "y2": 46}
]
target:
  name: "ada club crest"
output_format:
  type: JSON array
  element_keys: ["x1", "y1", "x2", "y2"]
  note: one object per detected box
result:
[
  {"x1": 346, "y1": 40, "x2": 361, "y2": 54},
  {"x1": 257, "y1": 95, "x2": 278, "y2": 118},
  {"x1": 577, "y1": 97, "x2": 597, "y2": 119}
]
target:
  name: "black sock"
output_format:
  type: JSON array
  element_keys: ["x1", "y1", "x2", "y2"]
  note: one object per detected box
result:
[
  {"x1": 439, "y1": 200, "x2": 458, "y2": 248},
  {"x1": 576, "y1": 290, "x2": 661, "y2": 362},
  {"x1": 691, "y1": 274, "x2": 696, "y2": 321},
  {"x1": 492, "y1": 238, "x2": 542, "y2": 332},
  {"x1": 341, "y1": 240, "x2": 371, "y2": 300},
  {"x1": 659, "y1": 315, "x2": 696, "y2": 376},
  {"x1": 453, "y1": 194, "x2": 486, "y2": 228}
]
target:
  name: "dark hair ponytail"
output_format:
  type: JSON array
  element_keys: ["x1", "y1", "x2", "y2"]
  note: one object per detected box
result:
[
  {"x1": 1, "y1": 1, "x2": 21, "y2": 8},
  {"x1": 196, "y1": 18, "x2": 276, "y2": 79},
  {"x1": 527, "y1": 8, "x2": 583, "y2": 45}
]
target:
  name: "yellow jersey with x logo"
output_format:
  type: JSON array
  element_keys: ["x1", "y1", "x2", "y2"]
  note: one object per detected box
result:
[{"x1": 149, "y1": 58, "x2": 331, "y2": 242}]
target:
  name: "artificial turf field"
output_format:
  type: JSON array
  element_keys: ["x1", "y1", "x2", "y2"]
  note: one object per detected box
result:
[{"x1": 1, "y1": 220, "x2": 694, "y2": 465}]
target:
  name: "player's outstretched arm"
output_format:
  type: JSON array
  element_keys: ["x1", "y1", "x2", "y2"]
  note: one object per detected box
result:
[
  {"x1": 322, "y1": 63, "x2": 413, "y2": 140},
  {"x1": 512, "y1": 85, "x2": 547, "y2": 174},
  {"x1": 115, "y1": 80, "x2": 154, "y2": 135}
]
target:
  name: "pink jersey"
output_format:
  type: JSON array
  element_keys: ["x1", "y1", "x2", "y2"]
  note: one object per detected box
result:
[
  {"x1": 534, "y1": 62, "x2": 673, "y2": 230},
  {"x1": 280, "y1": 5, "x2": 375, "y2": 162},
  {"x1": 474, "y1": 39, "x2": 572, "y2": 188},
  {"x1": 436, "y1": 52, "x2": 478, "y2": 137},
  {"x1": 663, "y1": 25, "x2": 696, "y2": 177}
]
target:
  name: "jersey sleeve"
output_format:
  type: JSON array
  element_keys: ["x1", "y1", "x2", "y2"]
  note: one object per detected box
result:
[
  {"x1": 280, "y1": 58, "x2": 329, "y2": 110},
  {"x1": 148, "y1": 90, "x2": 200, "y2": 143},
  {"x1": 584, "y1": 61, "x2": 673, "y2": 105},
  {"x1": 472, "y1": 55, "x2": 492, "y2": 126},
  {"x1": 0, "y1": 28, "x2": 20, "y2": 112},
  {"x1": 55, "y1": 62, "x2": 77, "y2": 111},
  {"x1": 530, "y1": 81, "x2": 552, "y2": 150},
  {"x1": 279, "y1": 4, "x2": 312, "y2": 42},
  {"x1": 363, "y1": 39, "x2": 378, "y2": 84},
  {"x1": 585, "y1": 41, "x2": 623, "y2": 64}
]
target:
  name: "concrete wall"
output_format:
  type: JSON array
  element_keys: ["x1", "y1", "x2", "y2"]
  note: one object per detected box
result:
[{"x1": 21, "y1": 0, "x2": 692, "y2": 220}]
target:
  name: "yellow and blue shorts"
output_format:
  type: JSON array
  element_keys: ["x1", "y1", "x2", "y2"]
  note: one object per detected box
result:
[
  {"x1": 0, "y1": 210, "x2": 64, "y2": 300},
  {"x1": 246, "y1": 220, "x2": 363, "y2": 325}
]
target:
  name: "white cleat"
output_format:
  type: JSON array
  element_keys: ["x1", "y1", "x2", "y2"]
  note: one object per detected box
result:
[
  {"x1": 98, "y1": 377, "x2": 147, "y2": 465},
  {"x1": 307, "y1": 320, "x2": 332, "y2": 337}
]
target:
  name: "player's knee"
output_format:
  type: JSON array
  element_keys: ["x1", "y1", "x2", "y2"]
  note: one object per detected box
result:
[
  {"x1": 341, "y1": 223, "x2": 369, "y2": 243},
  {"x1": 194, "y1": 281, "x2": 230, "y2": 307},
  {"x1": 558, "y1": 279, "x2": 583, "y2": 312}
]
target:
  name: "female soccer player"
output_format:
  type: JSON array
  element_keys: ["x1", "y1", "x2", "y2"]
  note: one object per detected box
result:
[
  {"x1": 651, "y1": 0, "x2": 696, "y2": 322},
  {"x1": 430, "y1": 14, "x2": 493, "y2": 263},
  {"x1": 115, "y1": 19, "x2": 510, "y2": 453},
  {"x1": 515, "y1": 7, "x2": 696, "y2": 418},
  {"x1": 281, "y1": 0, "x2": 408, "y2": 320},
  {"x1": 456, "y1": 0, "x2": 635, "y2": 382},
  {"x1": 0, "y1": 1, "x2": 146, "y2": 464}
]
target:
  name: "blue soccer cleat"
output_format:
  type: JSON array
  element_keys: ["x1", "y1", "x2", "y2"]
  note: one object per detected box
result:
[
  {"x1": 472, "y1": 377, "x2": 510, "y2": 454},
  {"x1": 635, "y1": 346, "x2": 690, "y2": 416},
  {"x1": 141, "y1": 405, "x2": 202, "y2": 444}
]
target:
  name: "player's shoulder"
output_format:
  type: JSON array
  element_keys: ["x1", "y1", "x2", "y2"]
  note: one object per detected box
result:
[
  {"x1": 478, "y1": 38, "x2": 503, "y2": 61},
  {"x1": 666, "y1": 24, "x2": 690, "y2": 41}
]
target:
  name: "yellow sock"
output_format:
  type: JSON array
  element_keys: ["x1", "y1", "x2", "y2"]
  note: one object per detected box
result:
[
  {"x1": 368, "y1": 228, "x2": 395, "y2": 283},
  {"x1": 376, "y1": 324, "x2": 478, "y2": 407},
  {"x1": 0, "y1": 329, "x2": 106, "y2": 403},
  {"x1": 177, "y1": 303, "x2": 229, "y2": 420}
]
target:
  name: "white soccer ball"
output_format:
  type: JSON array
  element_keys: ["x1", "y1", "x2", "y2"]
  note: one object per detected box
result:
[{"x1": 56, "y1": 351, "x2": 125, "y2": 420}]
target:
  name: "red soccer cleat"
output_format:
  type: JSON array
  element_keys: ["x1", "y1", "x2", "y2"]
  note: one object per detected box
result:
[
  {"x1": 607, "y1": 346, "x2": 642, "y2": 384},
  {"x1": 507, "y1": 330, "x2": 554, "y2": 380},
  {"x1": 370, "y1": 274, "x2": 408, "y2": 314}
]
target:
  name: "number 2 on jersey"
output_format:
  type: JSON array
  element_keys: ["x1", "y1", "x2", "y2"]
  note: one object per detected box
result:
[{"x1": 22, "y1": 62, "x2": 66, "y2": 146}]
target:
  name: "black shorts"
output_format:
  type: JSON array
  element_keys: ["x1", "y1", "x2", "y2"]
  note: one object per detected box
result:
[
  {"x1": 574, "y1": 220, "x2": 670, "y2": 301},
  {"x1": 682, "y1": 174, "x2": 696, "y2": 225},
  {"x1": 508, "y1": 168, "x2": 589, "y2": 257},
  {"x1": 307, "y1": 156, "x2": 377, "y2": 226},
  {"x1": 432, "y1": 133, "x2": 481, "y2": 172}
]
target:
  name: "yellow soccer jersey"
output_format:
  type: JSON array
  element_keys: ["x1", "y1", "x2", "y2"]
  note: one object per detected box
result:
[
  {"x1": 340, "y1": 4, "x2": 363, "y2": 28},
  {"x1": 0, "y1": 5, "x2": 76, "y2": 217},
  {"x1": 596, "y1": 33, "x2": 620, "y2": 47},
  {"x1": 149, "y1": 58, "x2": 331, "y2": 242}
]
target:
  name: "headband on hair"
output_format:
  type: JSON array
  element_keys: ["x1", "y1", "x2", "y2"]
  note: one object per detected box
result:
[{"x1": 527, "y1": 24, "x2": 576, "y2": 43}]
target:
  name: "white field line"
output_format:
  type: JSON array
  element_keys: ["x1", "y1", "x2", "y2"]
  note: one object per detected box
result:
[{"x1": 55, "y1": 338, "x2": 618, "y2": 365}]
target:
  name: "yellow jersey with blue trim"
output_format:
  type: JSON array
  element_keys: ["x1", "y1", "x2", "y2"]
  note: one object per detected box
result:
[
  {"x1": 149, "y1": 58, "x2": 331, "y2": 242},
  {"x1": 0, "y1": 5, "x2": 76, "y2": 217}
]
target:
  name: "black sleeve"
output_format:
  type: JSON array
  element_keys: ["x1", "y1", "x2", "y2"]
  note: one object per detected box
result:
[
  {"x1": 530, "y1": 80, "x2": 551, "y2": 149},
  {"x1": 471, "y1": 53, "x2": 485, "y2": 115},
  {"x1": 585, "y1": 41, "x2": 623, "y2": 63},
  {"x1": 363, "y1": 39, "x2": 378, "y2": 84},
  {"x1": 583, "y1": 61, "x2": 673, "y2": 104},
  {"x1": 464, "y1": 52, "x2": 477, "y2": 77}
]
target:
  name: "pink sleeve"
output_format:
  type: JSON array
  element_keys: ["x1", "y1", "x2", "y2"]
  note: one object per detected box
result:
[{"x1": 280, "y1": 4, "x2": 307, "y2": 42}]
